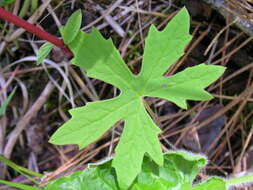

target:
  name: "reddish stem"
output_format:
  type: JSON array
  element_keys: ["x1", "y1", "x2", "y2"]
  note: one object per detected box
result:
[{"x1": 0, "y1": 7, "x2": 73, "y2": 56}]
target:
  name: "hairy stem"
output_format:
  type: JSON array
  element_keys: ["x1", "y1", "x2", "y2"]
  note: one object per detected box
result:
[
  {"x1": 0, "y1": 7, "x2": 73, "y2": 56},
  {"x1": 227, "y1": 173, "x2": 253, "y2": 186}
]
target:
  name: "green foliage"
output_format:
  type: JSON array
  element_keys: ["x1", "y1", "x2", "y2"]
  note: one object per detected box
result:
[
  {"x1": 2, "y1": 7, "x2": 253, "y2": 190},
  {"x1": 0, "y1": 0, "x2": 15, "y2": 6},
  {"x1": 0, "y1": 87, "x2": 16, "y2": 116},
  {"x1": 44, "y1": 151, "x2": 226, "y2": 190},
  {"x1": 2, "y1": 151, "x2": 253, "y2": 190},
  {"x1": 37, "y1": 42, "x2": 54, "y2": 64},
  {"x1": 49, "y1": 8, "x2": 225, "y2": 189}
]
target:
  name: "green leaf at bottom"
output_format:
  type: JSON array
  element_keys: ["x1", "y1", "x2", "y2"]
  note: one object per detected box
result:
[
  {"x1": 44, "y1": 151, "x2": 213, "y2": 190},
  {"x1": 44, "y1": 161, "x2": 119, "y2": 190}
]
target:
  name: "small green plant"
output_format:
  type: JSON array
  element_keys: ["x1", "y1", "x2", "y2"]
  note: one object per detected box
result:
[
  {"x1": 48, "y1": 8, "x2": 225, "y2": 189},
  {"x1": 1, "y1": 7, "x2": 253, "y2": 190}
]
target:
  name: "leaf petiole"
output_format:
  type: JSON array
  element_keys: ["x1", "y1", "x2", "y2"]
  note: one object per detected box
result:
[{"x1": 226, "y1": 173, "x2": 253, "y2": 187}]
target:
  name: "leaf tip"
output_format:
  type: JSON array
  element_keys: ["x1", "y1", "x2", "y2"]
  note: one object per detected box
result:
[
  {"x1": 219, "y1": 65, "x2": 227, "y2": 74},
  {"x1": 48, "y1": 129, "x2": 64, "y2": 146},
  {"x1": 48, "y1": 135, "x2": 57, "y2": 145},
  {"x1": 181, "y1": 6, "x2": 190, "y2": 16},
  {"x1": 177, "y1": 100, "x2": 188, "y2": 110}
]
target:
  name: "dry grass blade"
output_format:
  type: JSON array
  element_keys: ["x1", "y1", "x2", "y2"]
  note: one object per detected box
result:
[{"x1": 3, "y1": 81, "x2": 54, "y2": 159}]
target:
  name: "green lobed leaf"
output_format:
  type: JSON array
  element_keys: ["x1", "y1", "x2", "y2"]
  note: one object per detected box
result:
[
  {"x1": 50, "y1": 7, "x2": 226, "y2": 189},
  {"x1": 69, "y1": 27, "x2": 136, "y2": 91},
  {"x1": 144, "y1": 64, "x2": 225, "y2": 109},
  {"x1": 36, "y1": 42, "x2": 54, "y2": 64},
  {"x1": 112, "y1": 100, "x2": 163, "y2": 189},
  {"x1": 50, "y1": 93, "x2": 138, "y2": 148},
  {"x1": 139, "y1": 7, "x2": 192, "y2": 83},
  {"x1": 62, "y1": 9, "x2": 82, "y2": 44},
  {"x1": 44, "y1": 151, "x2": 225, "y2": 190},
  {"x1": 0, "y1": 0, "x2": 16, "y2": 6}
]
